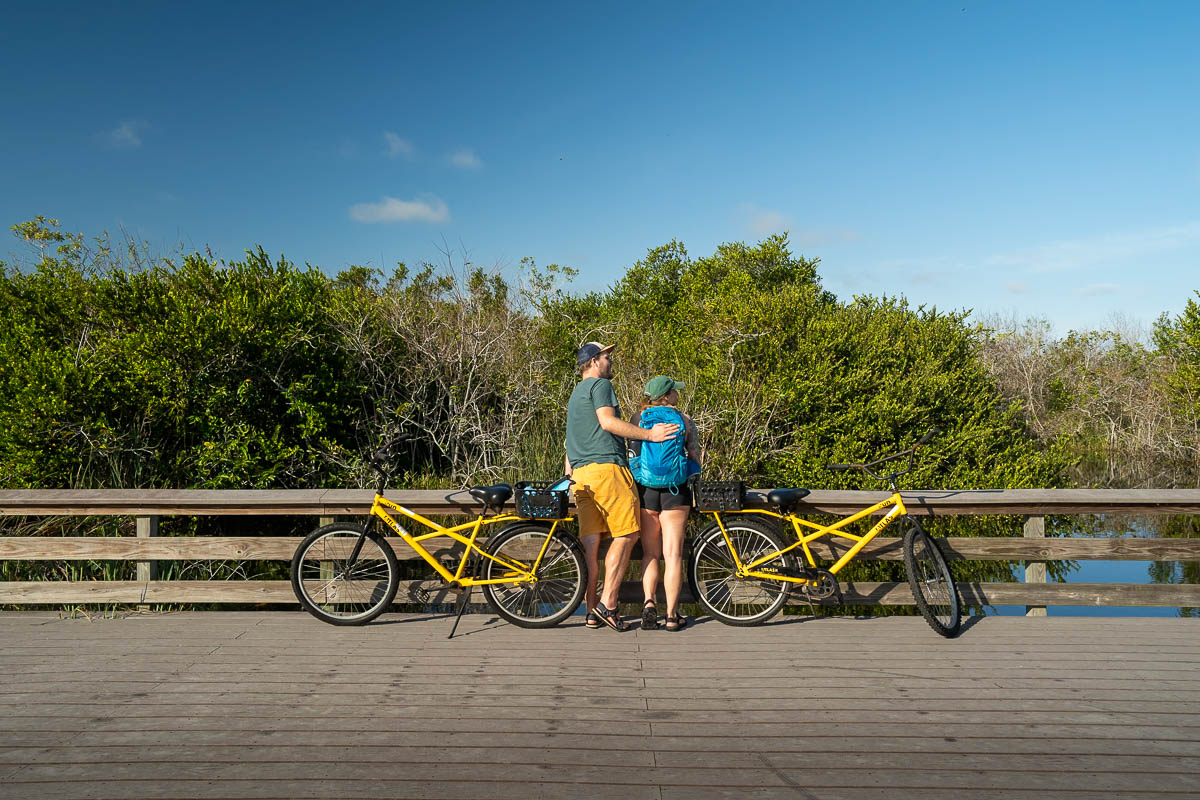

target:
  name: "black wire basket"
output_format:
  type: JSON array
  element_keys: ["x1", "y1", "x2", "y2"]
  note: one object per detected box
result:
[
  {"x1": 514, "y1": 480, "x2": 571, "y2": 520},
  {"x1": 692, "y1": 479, "x2": 746, "y2": 512}
]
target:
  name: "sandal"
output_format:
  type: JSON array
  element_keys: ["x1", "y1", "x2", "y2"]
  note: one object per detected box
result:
[
  {"x1": 593, "y1": 601, "x2": 629, "y2": 632},
  {"x1": 641, "y1": 599, "x2": 658, "y2": 630},
  {"x1": 664, "y1": 613, "x2": 689, "y2": 632},
  {"x1": 585, "y1": 611, "x2": 602, "y2": 629}
]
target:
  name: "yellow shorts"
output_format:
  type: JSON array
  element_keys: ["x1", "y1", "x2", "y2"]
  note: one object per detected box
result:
[{"x1": 571, "y1": 462, "x2": 641, "y2": 538}]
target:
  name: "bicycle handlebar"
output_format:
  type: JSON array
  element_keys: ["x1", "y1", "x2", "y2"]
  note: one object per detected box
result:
[
  {"x1": 823, "y1": 428, "x2": 940, "y2": 484},
  {"x1": 371, "y1": 433, "x2": 417, "y2": 466}
]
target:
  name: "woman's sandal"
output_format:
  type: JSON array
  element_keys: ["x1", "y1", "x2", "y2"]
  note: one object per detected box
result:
[
  {"x1": 664, "y1": 613, "x2": 689, "y2": 632},
  {"x1": 593, "y1": 601, "x2": 630, "y2": 632},
  {"x1": 585, "y1": 611, "x2": 602, "y2": 629},
  {"x1": 641, "y1": 599, "x2": 658, "y2": 630}
]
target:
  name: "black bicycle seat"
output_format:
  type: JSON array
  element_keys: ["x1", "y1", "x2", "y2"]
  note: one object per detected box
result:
[
  {"x1": 767, "y1": 488, "x2": 811, "y2": 512},
  {"x1": 469, "y1": 484, "x2": 513, "y2": 508}
]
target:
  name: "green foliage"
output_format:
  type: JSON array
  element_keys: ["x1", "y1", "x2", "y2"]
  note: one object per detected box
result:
[
  {"x1": 1, "y1": 219, "x2": 1075, "y2": 596},
  {"x1": 0, "y1": 223, "x2": 364, "y2": 489},
  {"x1": 1155, "y1": 291, "x2": 1200, "y2": 420},
  {"x1": 539, "y1": 233, "x2": 1063, "y2": 495}
]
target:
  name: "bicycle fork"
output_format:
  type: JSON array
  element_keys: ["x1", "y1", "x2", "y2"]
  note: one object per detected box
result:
[{"x1": 341, "y1": 516, "x2": 377, "y2": 577}]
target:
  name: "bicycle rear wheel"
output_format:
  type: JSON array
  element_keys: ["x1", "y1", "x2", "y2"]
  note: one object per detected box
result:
[
  {"x1": 902, "y1": 521, "x2": 961, "y2": 638},
  {"x1": 291, "y1": 524, "x2": 399, "y2": 626},
  {"x1": 688, "y1": 517, "x2": 792, "y2": 626},
  {"x1": 480, "y1": 524, "x2": 585, "y2": 628}
]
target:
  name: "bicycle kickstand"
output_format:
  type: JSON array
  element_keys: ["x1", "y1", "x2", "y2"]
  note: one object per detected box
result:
[
  {"x1": 793, "y1": 582, "x2": 817, "y2": 620},
  {"x1": 447, "y1": 585, "x2": 471, "y2": 639},
  {"x1": 447, "y1": 551, "x2": 480, "y2": 640}
]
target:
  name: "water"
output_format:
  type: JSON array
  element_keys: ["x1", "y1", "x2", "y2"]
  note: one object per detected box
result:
[{"x1": 987, "y1": 515, "x2": 1197, "y2": 618}]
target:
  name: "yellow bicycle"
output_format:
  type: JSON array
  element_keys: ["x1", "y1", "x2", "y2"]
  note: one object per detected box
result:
[
  {"x1": 290, "y1": 435, "x2": 585, "y2": 628},
  {"x1": 688, "y1": 429, "x2": 961, "y2": 637}
]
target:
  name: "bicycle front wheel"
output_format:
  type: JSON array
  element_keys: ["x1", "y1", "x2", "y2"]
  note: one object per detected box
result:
[
  {"x1": 688, "y1": 517, "x2": 792, "y2": 626},
  {"x1": 291, "y1": 524, "x2": 399, "y2": 626},
  {"x1": 480, "y1": 524, "x2": 586, "y2": 628},
  {"x1": 902, "y1": 521, "x2": 961, "y2": 638}
]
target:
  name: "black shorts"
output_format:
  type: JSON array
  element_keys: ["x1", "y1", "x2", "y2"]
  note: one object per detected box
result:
[{"x1": 637, "y1": 483, "x2": 693, "y2": 512}]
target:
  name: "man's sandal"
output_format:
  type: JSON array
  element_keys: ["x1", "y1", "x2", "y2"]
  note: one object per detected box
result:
[
  {"x1": 641, "y1": 599, "x2": 658, "y2": 630},
  {"x1": 664, "y1": 613, "x2": 689, "y2": 632},
  {"x1": 593, "y1": 601, "x2": 629, "y2": 632},
  {"x1": 585, "y1": 611, "x2": 602, "y2": 629}
]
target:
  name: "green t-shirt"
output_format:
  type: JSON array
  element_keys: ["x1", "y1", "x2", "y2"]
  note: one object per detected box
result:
[{"x1": 565, "y1": 377, "x2": 626, "y2": 469}]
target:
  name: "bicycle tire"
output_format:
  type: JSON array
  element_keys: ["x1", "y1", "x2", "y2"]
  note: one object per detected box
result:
[
  {"x1": 480, "y1": 524, "x2": 586, "y2": 628},
  {"x1": 688, "y1": 516, "x2": 793, "y2": 626},
  {"x1": 902, "y1": 520, "x2": 961, "y2": 638},
  {"x1": 290, "y1": 523, "x2": 399, "y2": 626}
]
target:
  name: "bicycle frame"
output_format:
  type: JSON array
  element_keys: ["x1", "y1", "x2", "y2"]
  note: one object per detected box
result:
[
  {"x1": 709, "y1": 492, "x2": 907, "y2": 583},
  {"x1": 369, "y1": 494, "x2": 565, "y2": 588}
]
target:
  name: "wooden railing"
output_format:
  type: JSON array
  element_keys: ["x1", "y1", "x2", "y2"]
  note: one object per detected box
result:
[{"x1": 2, "y1": 488, "x2": 1199, "y2": 613}]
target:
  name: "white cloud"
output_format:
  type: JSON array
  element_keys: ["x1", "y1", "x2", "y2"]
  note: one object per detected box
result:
[
  {"x1": 986, "y1": 221, "x2": 1200, "y2": 273},
  {"x1": 740, "y1": 204, "x2": 793, "y2": 236},
  {"x1": 349, "y1": 195, "x2": 449, "y2": 224},
  {"x1": 102, "y1": 121, "x2": 145, "y2": 149},
  {"x1": 449, "y1": 149, "x2": 482, "y2": 169},
  {"x1": 384, "y1": 132, "x2": 414, "y2": 159}
]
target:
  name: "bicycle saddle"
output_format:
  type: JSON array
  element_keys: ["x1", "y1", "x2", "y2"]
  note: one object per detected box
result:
[
  {"x1": 469, "y1": 484, "x2": 513, "y2": 508},
  {"x1": 767, "y1": 487, "x2": 811, "y2": 513}
]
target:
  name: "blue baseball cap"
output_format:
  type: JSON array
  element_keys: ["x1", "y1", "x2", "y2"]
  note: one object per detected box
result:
[{"x1": 576, "y1": 341, "x2": 615, "y2": 368}]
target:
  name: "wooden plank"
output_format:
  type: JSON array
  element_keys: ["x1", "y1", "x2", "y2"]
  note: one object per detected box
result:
[
  {"x1": 33, "y1": 729, "x2": 1200, "y2": 757},
  {"x1": 0, "y1": 579, "x2": 482, "y2": 604},
  {"x1": 10, "y1": 760, "x2": 1199, "y2": 793},
  {"x1": 4, "y1": 534, "x2": 1200, "y2": 562},
  {"x1": 5, "y1": 487, "x2": 1200, "y2": 516},
  {"x1": 0, "y1": 777, "x2": 665, "y2": 800},
  {"x1": 2, "y1": 579, "x2": 1199, "y2": 605},
  {"x1": 0, "y1": 488, "x2": 487, "y2": 516},
  {"x1": 0, "y1": 536, "x2": 450, "y2": 561}
]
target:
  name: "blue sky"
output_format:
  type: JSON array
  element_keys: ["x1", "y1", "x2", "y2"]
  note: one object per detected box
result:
[{"x1": 2, "y1": 1, "x2": 1198, "y2": 335}]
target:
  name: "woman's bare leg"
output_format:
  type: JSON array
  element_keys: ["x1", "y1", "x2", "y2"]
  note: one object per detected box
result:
[
  {"x1": 659, "y1": 507, "x2": 690, "y2": 620},
  {"x1": 640, "y1": 508, "x2": 662, "y2": 604}
]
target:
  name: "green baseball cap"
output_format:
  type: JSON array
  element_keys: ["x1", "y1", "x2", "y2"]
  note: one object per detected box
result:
[{"x1": 644, "y1": 375, "x2": 685, "y2": 399}]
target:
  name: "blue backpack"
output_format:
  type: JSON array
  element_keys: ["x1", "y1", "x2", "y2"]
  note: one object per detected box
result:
[{"x1": 631, "y1": 406, "x2": 689, "y2": 489}]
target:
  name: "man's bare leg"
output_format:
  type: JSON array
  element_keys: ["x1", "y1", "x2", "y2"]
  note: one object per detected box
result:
[
  {"x1": 599, "y1": 533, "x2": 638, "y2": 611},
  {"x1": 580, "y1": 533, "x2": 601, "y2": 614}
]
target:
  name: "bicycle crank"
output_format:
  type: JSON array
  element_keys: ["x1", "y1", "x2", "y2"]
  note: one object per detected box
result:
[{"x1": 799, "y1": 568, "x2": 839, "y2": 601}]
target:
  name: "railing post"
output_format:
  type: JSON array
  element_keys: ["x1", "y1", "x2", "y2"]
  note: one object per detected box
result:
[
  {"x1": 1024, "y1": 515, "x2": 1046, "y2": 617},
  {"x1": 136, "y1": 515, "x2": 159, "y2": 612},
  {"x1": 318, "y1": 517, "x2": 334, "y2": 586}
]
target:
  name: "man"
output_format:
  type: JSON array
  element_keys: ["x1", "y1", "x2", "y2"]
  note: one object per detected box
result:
[{"x1": 565, "y1": 341, "x2": 680, "y2": 631}]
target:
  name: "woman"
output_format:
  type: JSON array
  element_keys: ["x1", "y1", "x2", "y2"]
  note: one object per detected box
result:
[{"x1": 629, "y1": 375, "x2": 701, "y2": 631}]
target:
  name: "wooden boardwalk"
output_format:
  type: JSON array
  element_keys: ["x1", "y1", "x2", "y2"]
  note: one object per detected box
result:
[{"x1": 0, "y1": 612, "x2": 1198, "y2": 800}]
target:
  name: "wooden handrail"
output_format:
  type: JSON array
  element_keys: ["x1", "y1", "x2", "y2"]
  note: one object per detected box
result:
[{"x1": 4, "y1": 487, "x2": 1200, "y2": 516}]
